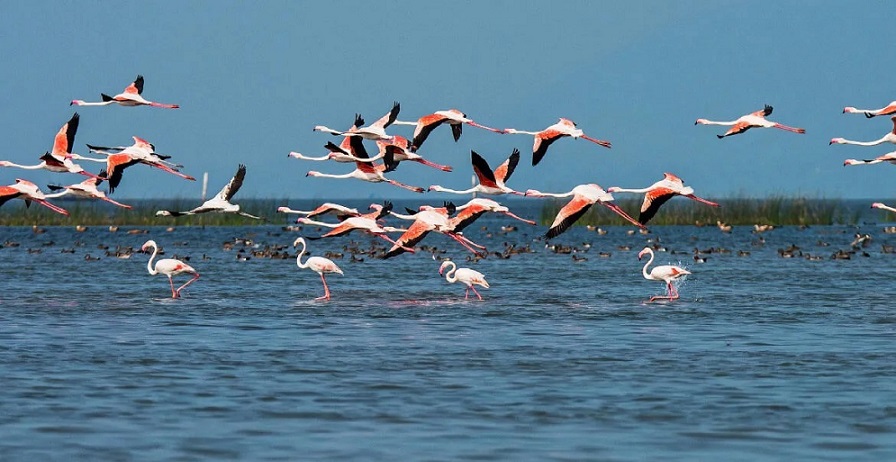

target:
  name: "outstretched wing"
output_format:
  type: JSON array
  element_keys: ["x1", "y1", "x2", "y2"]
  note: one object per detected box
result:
[
  {"x1": 532, "y1": 130, "x2": 563, "y2": 166},
  {"x1": 470, "y1": 151, "x2": 498, "y2": 188},
  {"x1": 213, "y1": 164, "x2": 247, "y2": 202},
  {"x1": 546, "y1": 196, "x2": 593, "y2": 238},
  {"x1": 493, "y1": 148, "x2": 520, "y2": 184},
  {"x1": 373, "y1": 101, "x2": 400, "y2": 129},
  {"x1": 411, "y1": 113, "x2": 447, "y2": 150},
  {"x1": 127, "y1": 75, "x2": 145, "y2": 95},
  {"x1": 639, "y1": 188, "x2": 676, "y2": 225}
]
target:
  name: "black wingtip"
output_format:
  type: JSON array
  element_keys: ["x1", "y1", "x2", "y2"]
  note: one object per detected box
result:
[
  {"x1": 865, "y1": 112, "x2": 875, "y2": 119},
  {"x1": 716, "y1": 135, "x2": 725, "y2": 139}
]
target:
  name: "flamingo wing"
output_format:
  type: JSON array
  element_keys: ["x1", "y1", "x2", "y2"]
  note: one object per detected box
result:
[
  {"x1": 639, "y1": 187, "x2": 676, "y2": 224},
  {"x1": 546, "y1": 196, "x2": 594, "y2": 238},
  {"x1": 532, "y1": 129, "x2": 564, "y2": 166},
  {"x1": 493, "y1": 148, "x2": 520, "y2": 184},
  {"x1": 752, "y1": 105, "x2": 773, "y2": 117},
  {"x1": 105, "y1": 154, "x2": 141, "y2": 193},
  {"x1": 384, "y1": 220, "x2": 433, "y2": 259},
  {"x1": 891, "y1": 116, "x2": 896, "y2": 135},
  {"x1": 126, "y1": 75, "x2": 144, "y2": 95},
  {"x1": 470, "y1": 151, "x2": 498, "y2": 188},
  {"x1": 53, "y1": 113, "x2": 79, "y2": 156},
  {"x1": 372, "y1": 101, "x2": 400, "y2": 129},
  {"x1": 0, "y1": 186, "x2": 22, "y2": 207},
  {"x1": 213, "y1": 164, "x2": 246, "y2": 202},
  {"x1": 449, "y1": 206, "x2": 486, "y2": 232},
  {"x1": 411, "y1": 113, "x2": 447, "y2": 150},
  {"x1": 721, "y1": 121, "x2": 753, "y2": 138},
  {"x1": 451, "y1": 123, "x2": 463, "y2": 142}
]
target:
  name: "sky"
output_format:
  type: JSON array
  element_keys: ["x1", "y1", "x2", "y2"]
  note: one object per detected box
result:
[{"x1": 1, "y1": 1, "x2": 894, "y2": 202}]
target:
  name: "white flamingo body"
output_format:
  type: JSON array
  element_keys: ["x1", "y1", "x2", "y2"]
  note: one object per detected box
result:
[
  {"x1": 141, "y1": 240, "x2": 200, "y2": 298},
  {"x1": 45, "y1": 174, "x2": 132, "y2": 208},
  {"x1": 831, "y1": 117, "x2": 896, "y2": 146},
  {"x1": 314, "y1": 102, "x2": 400, "y2": 141},
  {"x1": 293, "y1": 237, "x2": 343, "y2": 301},
  {"x1": 0, "y1": 179, "x2": 69, "y2": 215},
  {"x1": 277, "y1": 202, "x2": 360, "y2": 218},
  {"x1": 843, "y1": 101, "x2": 896, "y2": 118},
  {"x1": 504, "y1": 118, "x2": 611, "y2": 166},
  {"x1": 439, "y1": 260, "x2": 489, "y2": 300},
  {"x1": 156, "y1": 164, "x2": 260, "y2": 219},
  {"x1": 696, "y1": 105, "x2": 805, "y2": 138},
  {"x1": 71, "y1": 75, "x2": 179, "y2": 108},
  {"x1": 638, "y1": 247, "x2": 690, "y2": 303},
  {"x1": 525, "y1": 184, "x2": 645, "y2": 237}
]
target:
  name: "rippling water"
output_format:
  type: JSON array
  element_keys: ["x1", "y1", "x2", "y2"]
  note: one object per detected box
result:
[{"x1": 1, "y1": 207, "x2": 895, "y2": 460}]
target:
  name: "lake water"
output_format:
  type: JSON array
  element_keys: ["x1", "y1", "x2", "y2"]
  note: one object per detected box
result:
[{"x1": 1, "y1": 203, "x2": 895, "y2": 460}]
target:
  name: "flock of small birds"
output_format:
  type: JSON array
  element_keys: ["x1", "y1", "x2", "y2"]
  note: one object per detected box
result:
[{"x1": 2, "y1": 75, "x2": 896, "y2": 301}]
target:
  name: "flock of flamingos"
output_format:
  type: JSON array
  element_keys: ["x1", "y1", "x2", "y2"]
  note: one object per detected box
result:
[{"x1": 3, "y1": 75, "x2": 896, "y2": 301}]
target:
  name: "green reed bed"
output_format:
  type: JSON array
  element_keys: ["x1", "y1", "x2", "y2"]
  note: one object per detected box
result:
[
  {"x1": 539, "y1": 196, "x2": 864, "y2": 227},
  {"x1": 0, "y1": 198, "x2": 288, "y2": 227}
]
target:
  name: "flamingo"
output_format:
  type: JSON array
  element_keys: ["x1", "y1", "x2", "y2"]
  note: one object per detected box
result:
[
  {"x1": 377, "y1": 136, "x2": 453, "y2": 172},
  {"x1": 296, "y1": 202, "x2": 414, "y2": 252},
  {"x1": 449, "y1": 198, "x2": 536, "y2": 232},
  {"x1": 102, "y1": 148, "x2": 195, "y2": 194},
  {"x1": 82, "y1": 136, "x2": 184, "y2": 170},
  {"x1": 843, "y1": 151, "x2": 896, "y2": 166},
  {"x1": 872, "y1": 202, "x2": 896, "y2": 214},
  {"x1": 830, "y1": 116, "x2": 896, "y2": 146},
  {"x1": 429, "y1": 149, "x2": 522, "y2": 195},
  {"x1": 290, "y1": 115, "x2": 384, "y2": 163},
  {"x1": 843, "y1": 101, "x2": 896, "y2": 118},
  {"x1": 0, "y1": 113, "x2": 100, "y2": 179},
  {"x1": 384, "y1": 203, "x2": 487, "y2": 258},
  {"x1": 696, "y1": 105, "x2": 805, "y2": 138},
  {"x1": 306, "y1": 135, "x2": 424, "y2": 193},
  {"x1": 390, "y1": 108, "x2": 504, "y2": 151},
  {"x1": 504, "y1": 118, "x2": 611, "y2": 166},
  {"x1": 277, "y1": 202, "x2": 361, "y2": 218},
  {"x1": 313, "y1": 102, "x2": 400, "y2": 141},
  {"x1": 438, "y1": 260, "x2": 489, "y2": 301},
  {"x1": 71, "y1": 75, "x2": 179, "y2": 108},
  {"x1": 0, "y1": 179, "x2": 69, "y2": 215},
  {"x1": 607, "y1": 172, "x2": 720, "y2": 225},
  {"x1": 45, "y1": 171, "x2": 132, "y2": 208},
  {"x1": 525, "y1": 184, "x2": 646, "y2": 238},
  {"x1": 637, "y1": 247, "x2": 690, "y2": 303},
  {"x1": 141, "y1": 240, "x2": 200, "y2": 299},
  {"x1": 293, "y1": 237, "x2": 343, "y2": 301},
  {"x1": 156, "y1": 164, "x2": 262, "y2": 219}
]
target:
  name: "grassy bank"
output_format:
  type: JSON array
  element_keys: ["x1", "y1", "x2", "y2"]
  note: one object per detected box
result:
[{"x1": 539, "y1": 196, "x2": 866, "y2": 226}]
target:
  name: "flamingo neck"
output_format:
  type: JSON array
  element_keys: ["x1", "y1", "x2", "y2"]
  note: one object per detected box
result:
[
  {"x1": 3, "y1": 162, "x2": 44, "y2": 170},
  {"x1": 295, "y1": 240, "x2": 309, "y2": 269},
  {"x1": 443, "y1": 262, "x2": 457, "y2": 283},
  {"x1": 697, "y1": 119, "x2": 737, "y2": 126},
  {"x1": 641, "y1": 250, "x2": 654, "y2": 280},
  {"x1": 610, "y1": 186, "x2": 652, "y2": 194},
  {"x1": 505, "y1": 129, "x2": 539, "y2": 135},
  {"x1": 430, "y1": 185, "x2": 476, "y2": 195},
  {"x1": 146, "y1": 244, "x2": 159, "y2": 275}
]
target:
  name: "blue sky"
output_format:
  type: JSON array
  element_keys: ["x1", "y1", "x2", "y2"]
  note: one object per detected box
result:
[{"x1": 1, "y1": 1, "x2": 893, "y2": 200}]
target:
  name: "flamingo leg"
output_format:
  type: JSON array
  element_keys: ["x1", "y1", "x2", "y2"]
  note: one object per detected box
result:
[
  {"x1": 470, "y1": 285, "x2": 483, "y2": 301},
  {"x1": 175, "y1": 273, "x2": 200, "y2": 297},
  {"x1": 31, "y1": 198, "x2": 69, "y2": 216},
  {"x1": 386, "y1": 179, "x2": 425, "y2": 193},
  {"x1": 168, "y1": 275, "x2": 178, "y2": 298},
  {"x1": 446, "y1": 232, "x2": 487, "y2": 256},
  {"x1": 101, "y1": 196, "x2": 132, "y2": 209},
  {"x1": 772, "y1": 123, "x2": 805, "y2": 134},
  {"x1": 412, "y1": 158, "x2": 453, "y2": 172},
  {"x1": 149, "y1": 102, "x2": 180, "y2": 109},
  {"x1": 316, "y1": 273, "x2": 331, "y2": 300},
  {"x1": 468, "y1": 121, "x2": 504, "y2": 134},
  {"x1": 464, "y1": 287, "x2": 469, "y2": 299},
  {"x1": 78, "y1": 170, "x2": 103, "y2": 180},
  {"x1": 375, "y1": 234, "x2": 415, "y2": 253},
  {"x1": 581, "y1": 134, "x2": 612, "y2": 148},
  {"x1": 147, "y1": 162, "x2": 196, "y2": 181}
]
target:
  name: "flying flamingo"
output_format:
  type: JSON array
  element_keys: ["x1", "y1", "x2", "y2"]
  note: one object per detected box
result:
[
  {"x1": 377, "y1": 136, "x2": 453, "y2": 172},
  {"x1": 71, "y1": 75, "x2": 179, "y2": 108},
  {"x1": 830, "y1": 116, "x2": 896, "y2": 146},
  {"x1": 390, "y1": 108, "x2": 504, "y2": 151},
  {"x1": 429, "y1": 149, "x2": 523, "y2": 195},
  {"x1": 449, "y1": 198, "x2": 536, "y2": 232},
  {"x1": 696, "y1": 105, "x2": 805, "y2": 138},
  {"x1": 45, "y1": 171, "x2": 132, "y2": 208},
  {"x1": 384, "y1": 203, "x2": 487, "y2": 258},
  {"x1": 607, "y1": 172, "x2": 720, "y2": 225},
  {"x1": 296, "y1": 202, "x2": 414, "y2": 252},
  {"x1": 291, "y1": 115, "x2": 384, "y2": 163},
  {"x1": 504, "y1": 118, "x2": 612, "y2": 166},
  {"x1": 141, "y1": 240, "x2": 200, "y2": 299},
  {"x1": 843, "y1": 101, "x2": 896, "y2": 118},
  {"x1": 843, "y1": 151, "x2": 896, "y2": 166},
  {"x1": 525, "y1": 184, "x2": 646, "y2": 238},
  {"x1": 293, "y1": 237, "x2": 343, "y2": 301},
  {"x1": 0, "y1": 179, "x2": 69, "y2": 215},
  {"x1": 871, "y1": 202, "x2": 896, "y2": 214},
  {"x1": 306, "y1": 136, "x2": 424, "y2": 193},
  {"x1": 314, "y1": 102, "x2": 400, "y2": 141},
  {"x1": 101, "y1": 148, "x2": 195, "y2": 194},
  {"x1": 637, "y1": 247, "x2": 690, "y2": 303},
  {"x1": 82, "y1": 136, "x2": 184, "y2": 171},
  {"x1": 156, "y1": 164, "x2": 262, "y2": 219},
  {"x1": 0, "y1": 113, "x2": 100, "y2": 179},
  {"x1": 277, "y1": 202, "x2": 361, "y2": 218},
  {"x1": 438, "y1": 260, "x2": 489, "y2": 301}
]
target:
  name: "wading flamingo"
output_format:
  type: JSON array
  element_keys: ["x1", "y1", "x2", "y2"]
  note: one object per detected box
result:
[
  {"x1": 696, "y1": 105, "x2": 805, "y2": 138},
  {"x1": 830, "y1": 116, "x2": 896, "y2": 146},
  {"x1": 45, "y1": 171, "x2": 132, "y2": 208},
  {"x1": 391, "y1": 108, "x2": 504, "y2": 151},
  {"x1": 156, "y1": 164, "x2": 262, "y2": 219},
  {"x1": 314, "y1": 102, "x2": 400, "y2": 141},
  {"x1": 843, "y1": 101, "x2": 896, "y2": 118},
  {"x1": 141, "y1": 240, "x2": 200, "y2": 299},
  {"x1": 871, "y1": 202, "x2": 896, "y2": 214},
  {"x1": 71, "y1": 75, "x2": 179, "y2": 108},
  {"x1": 638, "y1": 247, "x2": 690, "y2": 303},
  {"x1": 429, "y1": 149, "x2": 522, "y2": 195},
  {"x1": 0, "y1": 179, "x2": 69, "y2": 215},
  {"x1": 293, "y1": 237, "x2": 343, "y2": 301},
  {"x1": 525, "y1": 184, "x2": 646, "y2": 238},
  {"x1": 843, "y1": 151, "x2": 896, "y2": 166},
  {"x1": 504, "y1": 118, "x2": 611, "y2": 166},
  {"x1": 439, "y1": 260, "x2": 489, "y2": 301},
  {"x1": 607, "y1": 173, "x2": 719, "y2": 225}
]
